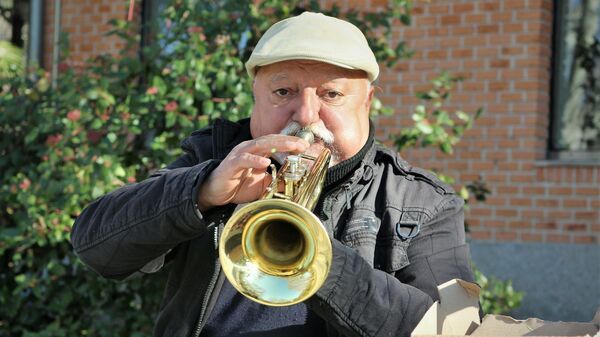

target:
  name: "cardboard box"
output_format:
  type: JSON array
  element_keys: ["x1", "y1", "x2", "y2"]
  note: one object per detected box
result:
[{"x1": 411, "y1": 279, "x2": 600, "y2": 337}]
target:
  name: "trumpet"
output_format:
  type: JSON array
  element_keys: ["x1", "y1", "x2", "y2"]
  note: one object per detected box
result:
[{"x1": 218, "y1": 131, "x2": 332, "y2": 306}]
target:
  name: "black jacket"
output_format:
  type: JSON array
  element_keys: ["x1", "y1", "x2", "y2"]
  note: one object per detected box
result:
[{"x1": 71, "y1": 118, "x2": 476, "y2": 337}]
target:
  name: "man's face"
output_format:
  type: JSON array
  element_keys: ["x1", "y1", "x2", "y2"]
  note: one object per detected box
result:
[{"x1": 250, "y1": 60, "x2": 374, "y2": 165}]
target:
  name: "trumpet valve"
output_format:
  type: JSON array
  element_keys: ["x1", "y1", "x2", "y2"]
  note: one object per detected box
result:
[{"x1": 284, "y1": 155, "x2": 306, "y2": 197}]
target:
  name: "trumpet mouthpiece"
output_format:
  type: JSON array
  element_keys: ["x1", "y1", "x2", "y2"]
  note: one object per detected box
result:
[{"x1": 296, "y1": 129, "x2": 315, "y2": 144}]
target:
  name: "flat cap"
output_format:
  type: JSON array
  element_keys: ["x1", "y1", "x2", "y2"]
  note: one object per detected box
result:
[{"x1": 245, "y1": 12, "x2": 379, "y2": 82}]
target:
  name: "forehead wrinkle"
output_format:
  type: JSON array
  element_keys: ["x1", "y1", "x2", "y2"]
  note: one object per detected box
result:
[
  {"x1": 266, "y1": 62, "x2": 348, "y2": 81},
  {"x1": 269, "y1": 72, "x2": 289, "y2": 84},
  {"x1": 268, "y1": 73, "x2": 357, "y2": 89}
]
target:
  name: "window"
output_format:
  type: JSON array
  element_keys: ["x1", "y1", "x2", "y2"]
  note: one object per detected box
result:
[{"x1": 551, "y1": 0, "x2": 600, "y2": 162}]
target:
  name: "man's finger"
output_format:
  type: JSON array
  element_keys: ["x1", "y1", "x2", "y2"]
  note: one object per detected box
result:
[
  {"x1": 215, "y1": 153, "x2": 268, "y2": 179},
  {"x1": 233, "y1": 152, "x2": 271, "y2": 169}
]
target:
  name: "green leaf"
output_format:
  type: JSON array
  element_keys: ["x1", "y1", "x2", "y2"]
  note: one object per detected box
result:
[
  {"x1": 86, "y1": 89, "x2": 99, "y2": 100},
  {"x1": 202, "y1": 100, "x2": 214, "y2": 116},
  {"x1": 475, "y1": 107, "x2": 484, "y2": 119},
  {"x1": 90, "y1": 119, "x2": 103, "y2": 129},
  {"x1": 440, "y1": 141, "x2": 453, "y2": 154},
  {"x1": 114, "y1": 165, "x2": 126, "y2": 177},
  {"x1": 107, "y1": 132, "x2": 117, "y2": 143},
  {"x1": 415, "y1": 120, "x2": 433, "y2": 134},
  {"x1": 102, "y1": 91, "x2": 116, "y2": 105},
  {"x1": 380, "y1": 106, "x2": 394, "y2": 116},
  {"x1": 25, "y1": 129, "x2": 39, "y2": 144},
  {"x1": 152, "y1": 76, "x2": 167, "y2": 94},
  {"x1": 14, "y1": 274, "x2": 26, "y2": 284},
  {"x1": 456, "y1": 110, "x2": 470, "y2": 122},
  {"x1": 459, "y1": 186, "x2": 469, "y2": 200},
  {"x1": 195, "y1": 81, "x2": 211, "y2": 99},
  {"x1": 400, "y1": 13, "x2": 411, "y2": 25},
  {"x1": 437, "y1": 111, "x2": 452, "y2": 125},
  {"x1": 216, "y1": 71, "x2": 227, "y2": 90},
  {"x1": 371, "y1": 97, "x2": 382, "y2": 111},
  {"x1": 165, "y1": 112, "x2": 177, "y2": 128},
  {"x1": 414, "y1": 104, "x2": 426, "y2": 117},
  {"x1": 92, "y1": 186, "x2": 103, "y2": 199}
]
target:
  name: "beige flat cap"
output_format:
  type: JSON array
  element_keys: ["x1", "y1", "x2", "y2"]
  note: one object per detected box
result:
[{"x1": 245, "y1": 12, "x2": 379, "y2": 82}]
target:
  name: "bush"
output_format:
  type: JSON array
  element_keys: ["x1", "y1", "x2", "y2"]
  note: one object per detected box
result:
[
  {"x1": 474, "y1": 266, "x2": 524, "y2": 315},
  {"x1": 0, "y1": 59, "x2": 169, "y2": 337}
]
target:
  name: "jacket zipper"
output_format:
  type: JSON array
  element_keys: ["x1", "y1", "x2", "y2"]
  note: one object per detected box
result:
[
  {"x1": 343, "y1": 183, "x2": 352, "y2": 210},
  {"x1": 192, "y1": 226, "x2": 221, "y2": 337}
]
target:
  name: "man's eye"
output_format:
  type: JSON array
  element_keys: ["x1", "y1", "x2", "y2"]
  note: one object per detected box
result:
[
  {"x1": 324, "y1": 91, "x2": 342, "y2": 99},
  {"x1": 274, "y1": 89, "x2": 290, "y2": 97}
]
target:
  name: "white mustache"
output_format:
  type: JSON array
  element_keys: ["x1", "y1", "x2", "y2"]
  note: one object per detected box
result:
[{"x1": 279, "y1": 121, "x2": 335, "y2": 145}]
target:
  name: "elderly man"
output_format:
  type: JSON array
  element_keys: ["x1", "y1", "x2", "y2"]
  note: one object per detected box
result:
[{"x1": 72, "y1": 12, "x2": 476, "y2": 337}]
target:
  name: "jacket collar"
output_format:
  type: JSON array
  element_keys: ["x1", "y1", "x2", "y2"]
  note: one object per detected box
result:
[{"x1": 211, "y1": 118, "x2": 252, "y2": 160}]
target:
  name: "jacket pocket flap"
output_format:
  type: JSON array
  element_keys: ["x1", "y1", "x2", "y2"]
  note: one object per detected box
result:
[{"x1": 375, "y1": 207, "x2": 428, "y2": 273}]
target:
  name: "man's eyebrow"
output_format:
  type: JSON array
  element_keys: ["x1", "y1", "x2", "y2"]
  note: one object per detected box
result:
[{"x1": 269, "y1": 73, "x2": 289, "y2": 83}]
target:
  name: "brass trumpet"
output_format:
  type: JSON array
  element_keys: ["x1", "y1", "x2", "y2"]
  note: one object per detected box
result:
[{"x1": 218, "y1": 132, "x2": 332, "y2": 306}]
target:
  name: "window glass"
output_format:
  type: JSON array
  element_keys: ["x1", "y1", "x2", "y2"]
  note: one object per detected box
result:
[{"x1": 552, "y1": 0, "x2": 600, "y2": 157}]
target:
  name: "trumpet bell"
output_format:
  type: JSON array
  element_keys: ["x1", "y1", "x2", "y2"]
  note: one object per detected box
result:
[{"x1": 219, "y1": 198, "x2": 332, "y2": 306}]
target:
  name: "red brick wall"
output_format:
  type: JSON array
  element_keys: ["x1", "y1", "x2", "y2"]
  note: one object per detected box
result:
[
  {"x1": 42, "y1": 0, "x2": 134, "y2": 69},
  {"x1": 375, "y1": 0, "x2": 599, "y2": 245}
]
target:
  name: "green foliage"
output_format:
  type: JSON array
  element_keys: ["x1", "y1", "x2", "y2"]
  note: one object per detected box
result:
[
  {"x1": 0, "y1": 0, "x2": 414, "y2": 335},
  {"x1": 474, "y1": 265, "x2": 524, "y2": 315},
  {"x1": 394, "y1": 72, "x2": 483, "y2": 155},
  {"x1": 0, "y1": 40, "x2": 24, "y2": 77},
  {"x1": 394, "y1": 72, "x2": 488, "y2": 206},
  {"x1": 0, "y1": 66, "x2": 169, "y2": 337}
]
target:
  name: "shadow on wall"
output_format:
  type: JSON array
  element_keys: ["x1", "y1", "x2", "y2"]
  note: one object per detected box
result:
[{"x1": 469, "y1": 241, "x2": 600, "y2": 322}]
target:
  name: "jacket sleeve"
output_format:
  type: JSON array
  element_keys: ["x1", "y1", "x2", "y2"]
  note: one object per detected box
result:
[
  {"x1": 70, "y1": 153, "x2": 222, "y2": 280},
  {"x1": 308, "y1": 194, "x2": 474, "y2": 337},
  {"x1": 395, "y1": 194, "x2": 476, "y2": 303},
  {"x1": 309, "y1": 240, "x2": 434, "y2": 337}
]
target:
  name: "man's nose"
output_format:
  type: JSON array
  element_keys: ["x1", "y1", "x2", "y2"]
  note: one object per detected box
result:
[{"x1": 292, "y1": 89, "x2": 320, "y2": 126}]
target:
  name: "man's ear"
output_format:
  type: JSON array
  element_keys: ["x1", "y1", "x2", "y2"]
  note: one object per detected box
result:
[
  {"x1": 251, "y1": 67, "x2": 262, "y2": 99},
  {"x1": 366, "y1": 83, "x2": 375, "y2": 109}
]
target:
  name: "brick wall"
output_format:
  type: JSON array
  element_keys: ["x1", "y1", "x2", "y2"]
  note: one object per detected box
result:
[
  {"x1": 42, "y1": 0, "x2": 134, "y2": 69},
  {"x1": 374, "y1": 0, "x2": 599, "y2": 245}
]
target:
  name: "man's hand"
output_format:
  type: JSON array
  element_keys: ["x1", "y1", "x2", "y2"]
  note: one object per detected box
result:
[{"x1": 197, "y1": 134, "x2": 309, "y2": 211}]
